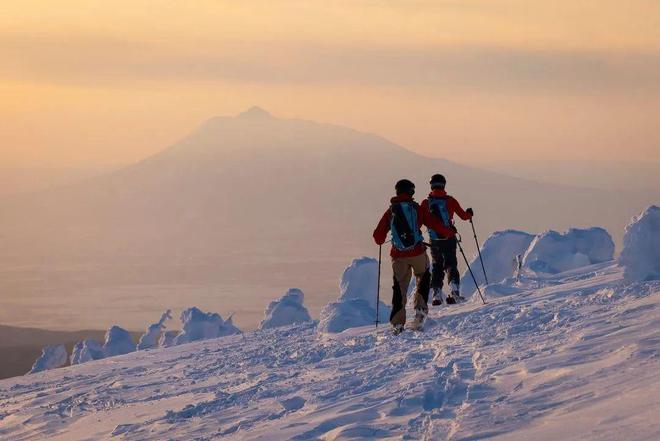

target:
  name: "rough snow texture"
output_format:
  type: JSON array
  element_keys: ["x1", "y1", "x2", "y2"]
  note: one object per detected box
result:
[
  {"x1": 461, "y1": 229, "x2": 536, "y2": 297},
  {"x1": 137, "y1": 310, "x2": 172, "y2": 350},
  {"x1": 523, "y1": 227, "x2": 614, "y2": 275},
  {"x1": 70, "y1": 339, "x2": 105, "y2": 365},
  {"x1": 2, "y1": 262, "x2": 658, "y2": 440},
  {"x1": 28, "y1": 345, "x2": 68, "y2": 374},
  {"x1": 173, "y1": 307, "x2": 241, "y2": 345},
  {"x1": 620, "y1": 205, "x2": 660, "y2": 282},
  {"x1": 259, "y1": 289, "x2": 311, "y2": 330},
  {"x1": 318, "y1": 257, "x2": 390, "y2": 333}
]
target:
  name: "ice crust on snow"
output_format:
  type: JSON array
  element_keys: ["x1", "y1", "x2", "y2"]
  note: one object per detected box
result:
[
  {"x1": 460, "y1": 230, "x2": 536, "y2": 297},
  {"x1": 137, "y1": 310, "x2": 172, "y2": 350},
  {"x1": 28, "y1": 345, "x2": 68, "y2": 374},
  {"x1": 318, "y1": 257, "x2": 390, "y2": 333},
  {"x1": 259, "y1": 289, "x2": 312, "y2": 330},
  {"x1": 173, "y1": 307, "x2": 241, "y2": 345},
  {"x1": 620, "y1": 205, "x2": 660, "y2": 282},
  {"x1": 523, "y1": 227, "x2": 614, "y2": 275}
]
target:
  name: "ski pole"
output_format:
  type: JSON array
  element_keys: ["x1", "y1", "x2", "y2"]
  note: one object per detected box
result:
[
  {"x1": 375, "y1": 244, "x2": 382, "y2": 329},
  {"x1": 456, "y1": 233, "x2": 486, "y2": 305},
  {"x1": 470, "y1": 218, "x2": 488, "y2": 285}
]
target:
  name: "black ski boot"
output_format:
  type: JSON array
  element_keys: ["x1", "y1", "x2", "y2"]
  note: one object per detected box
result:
[
  {"x1": 448, "y1": 290, "x2": 465, "y2": 303},
  {"x1": 392, "y1": 324, "x2": 404, "y2": 335}
]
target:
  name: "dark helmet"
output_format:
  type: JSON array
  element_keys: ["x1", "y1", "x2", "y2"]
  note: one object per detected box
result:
[
  {"x1": 395, "y1": 179, "x2": 415, "y2": 196},
  {"x1": 430, "y1": 174, "x2": 446, "y2": 189}
]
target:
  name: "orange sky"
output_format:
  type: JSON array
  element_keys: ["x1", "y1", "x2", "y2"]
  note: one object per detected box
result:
[{"x1": 1, "y1": 0, "x2": 659, "y2": 166}]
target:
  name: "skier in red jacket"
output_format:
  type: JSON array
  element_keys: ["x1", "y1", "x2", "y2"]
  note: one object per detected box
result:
[
  {"x1": 373, "y1": 179, "x2": 455, "y2": 333},
  {"x1": 420, "y1": 174, "x2": 473, "y2": 305}
]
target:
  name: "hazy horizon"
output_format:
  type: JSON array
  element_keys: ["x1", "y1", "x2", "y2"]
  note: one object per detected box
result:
[
  {"x1": 1, "y1": 110, "x2": 659, "y2": 199},
  {"x1": 1, "y1": 108, "x2": 658, "y2": 200}
]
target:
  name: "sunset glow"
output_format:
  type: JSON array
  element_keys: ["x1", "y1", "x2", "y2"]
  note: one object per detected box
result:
[{"x1": 2, "y1": 0, "x2": 659, "y2": 166}]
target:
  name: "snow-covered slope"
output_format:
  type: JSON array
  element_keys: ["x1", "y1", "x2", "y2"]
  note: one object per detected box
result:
[{"x1": 1, "y1": 263, "x2": 658, "y2": 440}]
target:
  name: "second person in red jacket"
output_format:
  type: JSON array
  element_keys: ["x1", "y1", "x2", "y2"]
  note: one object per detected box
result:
[{"x1": 421, "y1": 174, "x2": 473, "y2": 305}]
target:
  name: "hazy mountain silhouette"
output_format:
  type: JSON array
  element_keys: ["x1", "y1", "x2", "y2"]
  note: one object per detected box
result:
[{"x1": 0, "y1": 108, "x2": 653, "y2": 329}]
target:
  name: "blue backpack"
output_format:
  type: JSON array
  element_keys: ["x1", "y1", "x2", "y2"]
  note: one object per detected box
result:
[
  {"x1": 427, "y1": 196, "x2": 451, "y2": 240},
  {"x1": 390, "y1": 201, "x2": 424, "y2": 251}
]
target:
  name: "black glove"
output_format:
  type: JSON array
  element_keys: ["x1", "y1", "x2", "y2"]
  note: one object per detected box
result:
[{"x1": 466, "y1": 208, "x2": 474, "y2": 217}]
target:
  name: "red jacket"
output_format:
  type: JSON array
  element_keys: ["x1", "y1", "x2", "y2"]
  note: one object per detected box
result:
[
  {"x1": 373, "y1": 195, "x2": 455, "y2": 258},
  {"x1": 420, "y1": 189, "x2": 472, "y2": 237}
]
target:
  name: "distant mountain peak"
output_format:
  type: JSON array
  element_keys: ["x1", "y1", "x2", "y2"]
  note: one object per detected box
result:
[{"x1": 237, "y1": 106, "x2": 274, "y2": 120}]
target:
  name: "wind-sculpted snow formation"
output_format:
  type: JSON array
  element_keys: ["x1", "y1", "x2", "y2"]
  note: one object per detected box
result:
[
  {"x1": 620, "y1": 205, "x2": 660, "y2": 282},
  {"x1": 70, "y1": 325, "x2": 135, "y2": 365},
  {"x1": 523, "y1": 227, "x2": 614, "y2": 275},
  {"x1": 318, "y1": 257, "x2": 390, "y2": 333},
  {"x1": 137, "y1": 310, "x2": 172, "y2": 350},
  {"x1": 28, "y1": 345, "x2": 68, "y2": 374},
  {"x1": 3, "y1": 259, "x2": 658, "y2": 440},
  {"x1": 461, "y1": 227, "x2": 615, "y2": 299},
  {"x1": 65, "y1": 308, "x2": 240, "y2": 367},
  {"x1": 173, "y1": 307, "x2": 241, "y2": 345},
  {"x1": 70, "y1": 339, "x2": 105, "y2": 365},
  {"x1": 103, "y1": 326, "x2": 136, "y2": 357},
  {"x1": 159, "y1": 330, "x2": 178, "y2": 348},
  {"x1": 460, "y1": 229, "x2": 536, "y2": 297},
  {"x1": 259, "y1": 289, "x2": 311, "y2": 330}
]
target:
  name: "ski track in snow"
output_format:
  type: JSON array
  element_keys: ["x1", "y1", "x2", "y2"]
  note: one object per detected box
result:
[{"x1": 0, "y1": 262, "x2": 658, "y2": 440}]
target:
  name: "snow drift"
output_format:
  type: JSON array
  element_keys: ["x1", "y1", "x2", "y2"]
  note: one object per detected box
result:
[
  {"x1": 28, "y1": 345, "x2": 68, "y2": 374},
  {"x1": 259, "y1": 289, "x2": 312, "y2": 330},
  {"x1": 523, "y1": 227, "x2": 614, "y2": 275},
  {"x1": 620, "y1": 205, "x2": 660, "y2": 282},
  {"x1": 318, "y1": 257, "x2": 390, "y2": 333},
  {"x1": 460, "y1": 230, "x2": 536, "y2": 297},
  {"x1": 173, "y1": 307, "x2": 241, "y2": 345}
]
